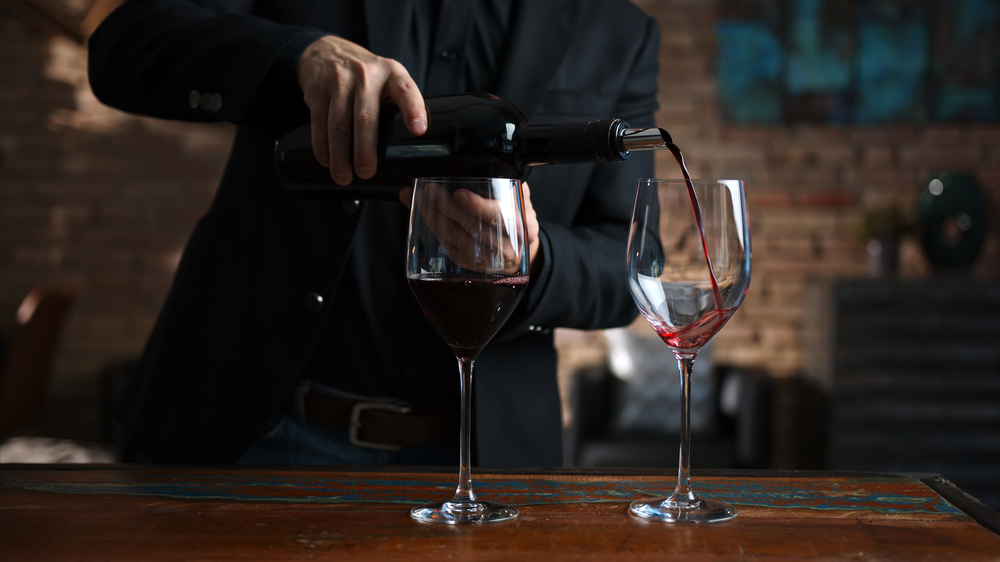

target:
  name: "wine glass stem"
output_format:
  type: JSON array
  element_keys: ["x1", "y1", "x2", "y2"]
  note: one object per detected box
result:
[
  {"x1": 674, "y1": 353, "x2": 697, "y2": 501},
  {"x1": 453, "y1": 356, "x2": 477, "y2": 504}
]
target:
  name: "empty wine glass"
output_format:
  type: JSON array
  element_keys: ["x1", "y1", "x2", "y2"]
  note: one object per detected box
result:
[
  {"x1": 406, "y1": 177, "x2": 529, "y2": 524},
  {"x1": 626, "y1": 179, "x2": 751, "y2": 523}
]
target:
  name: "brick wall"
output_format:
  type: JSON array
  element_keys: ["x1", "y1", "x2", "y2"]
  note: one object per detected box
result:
[
  {"x1": 1, "y1": 1, "x2": 998, "y2": 441},
  {"x1": 0, "y1": 11, "x2": 234, "y2": 439}
]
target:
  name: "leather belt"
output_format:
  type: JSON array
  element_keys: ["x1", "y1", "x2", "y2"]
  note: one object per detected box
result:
[{"x1": 292, "y1": 389, "x2": 458, "y2": 451}]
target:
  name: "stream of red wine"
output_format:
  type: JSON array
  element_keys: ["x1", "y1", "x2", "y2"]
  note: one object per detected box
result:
[{"x1": 666, "y1": 143, "x2": 724, "y2": 311}]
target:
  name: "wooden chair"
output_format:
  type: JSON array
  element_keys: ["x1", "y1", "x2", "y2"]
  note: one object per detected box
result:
[{"x1": 0, "y1": 284, "x2": 76, "y2": 439}]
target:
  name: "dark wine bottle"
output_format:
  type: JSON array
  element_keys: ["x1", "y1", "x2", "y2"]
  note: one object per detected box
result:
[{"x1": 274, "y1": 93, "x2": 672, "y2": 199}]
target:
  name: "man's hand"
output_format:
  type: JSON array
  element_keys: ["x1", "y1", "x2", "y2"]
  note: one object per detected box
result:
[
  {"x1": 400, "y1": 181, "x2": 542, "y2": 275},
  {"x1": 297, "y1": 35, "x2": 427, "y2": 186}
]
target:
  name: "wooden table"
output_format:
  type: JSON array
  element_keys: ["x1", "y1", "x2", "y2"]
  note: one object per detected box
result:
[{"x1": 2, "y1": 466, "x2": 998, "y2": 561}]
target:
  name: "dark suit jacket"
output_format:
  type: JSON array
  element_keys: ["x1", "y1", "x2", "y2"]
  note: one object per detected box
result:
[{"x1": 88, "y1": 0, "x2": 659, "y2": 465}]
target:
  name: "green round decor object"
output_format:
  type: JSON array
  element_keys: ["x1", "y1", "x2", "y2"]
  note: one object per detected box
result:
[{"x1": 917, "y1": 173, "x2": 987, "y2": 270}]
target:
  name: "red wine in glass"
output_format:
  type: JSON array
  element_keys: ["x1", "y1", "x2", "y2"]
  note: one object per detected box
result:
[
  {"x1": 652, "y1": 305, "x2": 738, "y2": 350},
  {"x1": 408, "y1": 274, "x2": 528, "y2": 359}
]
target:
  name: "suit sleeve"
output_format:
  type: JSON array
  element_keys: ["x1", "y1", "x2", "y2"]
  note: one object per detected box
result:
[
  {"x1": 499, "y1": 15, "x2": 660, "y2": 336},
  {"x1": 87, "y1": 0, "x2": 325, "y2": 131}
]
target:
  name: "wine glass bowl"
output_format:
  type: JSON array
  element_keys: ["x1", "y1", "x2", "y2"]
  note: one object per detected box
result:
[
  {"x1": 406, "y1": 177, "x2": 529, "y2": 524},
  {"x1": 626, "y1": 179, "x2": 751, "y2": 523}
]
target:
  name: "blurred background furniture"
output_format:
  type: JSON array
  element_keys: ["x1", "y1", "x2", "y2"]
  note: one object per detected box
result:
[
  {"x1": 803, "y1": 277, "x2": 1000, "y2": 510},
  {"x1": 565, "y1": 329, "x2": 775, "y2": 470},
  {"x1": 0, "y1": 284, "x2": 76, "y2": 439}
]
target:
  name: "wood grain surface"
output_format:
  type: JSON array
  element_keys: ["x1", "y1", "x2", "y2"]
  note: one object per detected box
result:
[{"x1": 2, "y1": 466, "x2": 998, "y2": 561}]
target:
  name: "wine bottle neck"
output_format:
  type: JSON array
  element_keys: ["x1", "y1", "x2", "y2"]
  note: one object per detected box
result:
[
  {"x1": 517, "y1": 121, "x2": 674, "y2": 168},
  {"x1": 518, "y1": 119, "x2": 630, "y2": 166}
]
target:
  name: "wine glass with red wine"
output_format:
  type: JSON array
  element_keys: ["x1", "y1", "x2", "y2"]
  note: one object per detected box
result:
[
  {"x1": 406, "y1": 177, "x2": 529, "y2": 524},
  {"x1": 626, "y1": 179, "x2": 751, "y2": 523}
]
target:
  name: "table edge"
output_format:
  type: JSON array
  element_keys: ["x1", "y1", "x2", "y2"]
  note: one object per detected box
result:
[{"x1": 919, "y1": 474, "x2": 1000, "y2": 536}]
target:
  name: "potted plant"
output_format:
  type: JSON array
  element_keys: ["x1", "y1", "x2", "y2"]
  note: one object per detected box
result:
[{"x1": 851, "y1": 202, "x2": 916, "y2": 276}]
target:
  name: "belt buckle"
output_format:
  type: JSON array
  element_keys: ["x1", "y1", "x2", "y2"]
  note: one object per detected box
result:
[{"x1": 349, "y1": 401, "x2": 412, "y2": 451}]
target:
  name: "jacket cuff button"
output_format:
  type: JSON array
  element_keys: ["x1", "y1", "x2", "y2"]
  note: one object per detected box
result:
[
  {"x1": 188, "y1": 90, "x2": 200, "y2": 109},
  {"x1": 304, "y1": 292, "x2": 324, "y2": 313},
  {"x1": 341, "y1": 200, "x2": 361, "y2": 214},
  {"x1": 209, "y1": 93, "x2": 223, "y2": 112}
]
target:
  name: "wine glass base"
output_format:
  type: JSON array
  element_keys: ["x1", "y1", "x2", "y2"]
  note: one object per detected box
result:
[
  {"x1": 629, "y1": 496, "x2": 737, "y2": 524},
  {"x1": 411, "y1": 500, "x2": 518, "y2": 525}
]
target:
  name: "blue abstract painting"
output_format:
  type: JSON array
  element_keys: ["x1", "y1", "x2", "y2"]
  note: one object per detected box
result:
[
  {"x1": 714, "y1": 0, "x2": 1000, "y2": 123},
  {"x1": 716, "y1": 21, "x2": 786, "y2": 122},
  {"x1": 856, "y1": 2, "x2": 929, "y2": 122}
]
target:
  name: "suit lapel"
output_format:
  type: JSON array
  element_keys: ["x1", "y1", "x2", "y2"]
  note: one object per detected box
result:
[
  {"x1": 495, "y1": 0, "x2": 578, "y2": 118},
  {"x1": 364, "y1": 0, "x2": 412, "y2": 60}
]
